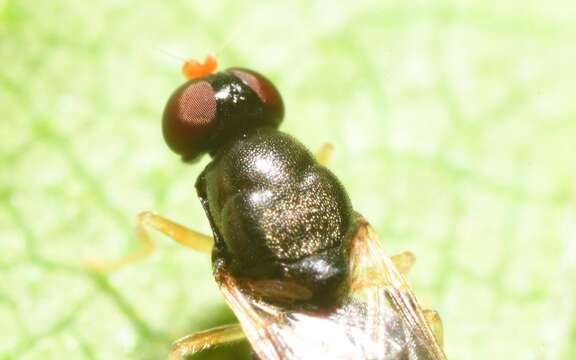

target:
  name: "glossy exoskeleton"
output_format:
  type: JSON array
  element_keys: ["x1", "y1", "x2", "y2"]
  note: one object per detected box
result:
[
  {"x1": 161, "y1": 63, "x2": 446, "y2": 360},
  {"x1": 164, "y1": 68, "x2": 353, "y2": 308}
]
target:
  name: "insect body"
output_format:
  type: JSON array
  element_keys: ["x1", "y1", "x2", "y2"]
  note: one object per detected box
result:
[{"x1": 157, "y1": 58, "x2": 447, "y2": 359}]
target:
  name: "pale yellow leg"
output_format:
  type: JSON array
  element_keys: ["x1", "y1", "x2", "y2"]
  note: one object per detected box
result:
[
  {"x1": 315, "y1": 143, "x2": 334, "y2": 166},
  {"x1": 423, "y1": 309, "x2": 444, "y2": 349},
  {"x1": 169, "y1": 324, "x2": 245, "y2": 360},
  {"x1": 87, "y1": 211, "x2": 213, "y2": 272},
  {"x1": 135, "y1": 211, "x2": 213, "y2": 253},
  {"x1": 390, "y1": 250, "x2": 416, "y2": 274}
]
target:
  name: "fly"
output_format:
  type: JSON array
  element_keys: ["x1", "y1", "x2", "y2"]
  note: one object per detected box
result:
[{"x1": 91, "y1": 54, "x2": 447, "y2": 360}]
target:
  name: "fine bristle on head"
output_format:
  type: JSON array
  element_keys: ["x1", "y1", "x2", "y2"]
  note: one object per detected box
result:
[{"x1": 182, "y1": 54, "x2": 218, "y2": 80}]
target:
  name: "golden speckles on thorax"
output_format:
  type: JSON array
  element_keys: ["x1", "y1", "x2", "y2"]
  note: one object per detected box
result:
[
  {"x1": 197, "y1": 128, "x2": 352, "y2": 284},
  {"x1": 259, "y1": 170, "x2": 343, "y2": 260}
]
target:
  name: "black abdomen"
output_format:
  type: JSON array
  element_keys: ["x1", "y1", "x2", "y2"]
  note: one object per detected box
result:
[{"x1": 197, "y1": 128, "x2": 354, "y2": 305}]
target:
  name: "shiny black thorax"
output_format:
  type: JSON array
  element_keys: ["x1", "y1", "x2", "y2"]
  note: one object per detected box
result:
[{"x1": 196, "y1": 128, "x2": 355, "y2": 307}]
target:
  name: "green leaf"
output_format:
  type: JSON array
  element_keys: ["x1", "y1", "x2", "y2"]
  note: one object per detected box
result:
[{"x1": 1, "y1": 0, "x2": 576, "y2": 359}]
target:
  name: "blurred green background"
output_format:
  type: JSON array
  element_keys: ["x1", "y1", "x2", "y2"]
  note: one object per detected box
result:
[{"x1": 1, "y1": 0, "x2": 576, "y2": 359}]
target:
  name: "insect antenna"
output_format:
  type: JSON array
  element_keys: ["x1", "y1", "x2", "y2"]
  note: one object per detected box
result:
[
  {"x1": 155, "y1": 29, "x2": 245, "y2": 81},
  {"x1": 156, "y1": 47, "x2": 188, "y2": 62},
  {"x1": 211, "y1": 29, "x2": 242, "y2": 58}
]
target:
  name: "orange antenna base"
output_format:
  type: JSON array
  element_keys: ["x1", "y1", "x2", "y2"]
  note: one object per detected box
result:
[{"x1": 182, "y1": 54, "x2": 218, "y2": 80}]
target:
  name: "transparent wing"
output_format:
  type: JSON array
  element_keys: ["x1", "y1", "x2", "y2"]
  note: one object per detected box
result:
[{"x1": 214, "y1": 215, "x2": 447, "y2": 360}]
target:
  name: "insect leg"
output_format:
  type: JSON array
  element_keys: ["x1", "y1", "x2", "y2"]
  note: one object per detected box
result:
[
  {"x1": 135, "y1": 211, "x2": 213, "y2": 252},
  {"x1": 87, "y1": 211, "x2": 212, "y2": 272},
  {"x1": 168, "y1": 323, "x2": 245, "y2": 360},
  {"x1": 423, "y1": 309, "x2": 444, "y2": 349},
  {"x1": 315, "y1": 143, "x2": 334, "y2": 166},
  {"x1": 390, "y1": 250, "x2": 416, "y2": 274}
]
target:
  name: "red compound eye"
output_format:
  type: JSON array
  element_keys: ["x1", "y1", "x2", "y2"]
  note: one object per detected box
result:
[
  {"x1": 162, "y1": 80, "x2": 217, "y2": 159},
  {"x1": 229, "y1": 68, "x2": 284, "y2": 120}
]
